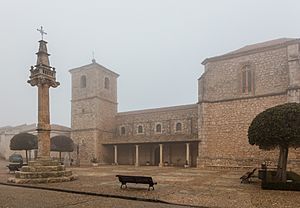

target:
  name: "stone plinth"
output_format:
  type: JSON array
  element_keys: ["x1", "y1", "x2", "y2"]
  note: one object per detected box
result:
[{"x1": 8, "y1": 159, "x2": 77, "y2": 184}]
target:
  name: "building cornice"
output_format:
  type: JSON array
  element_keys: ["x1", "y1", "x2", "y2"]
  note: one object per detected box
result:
[
  {"x1": 71, "y1": 96, "x2": 118, "y2": 105},
  {"x1": 71, "y1": 127, "x2": 114, "y2": 134},
  {"x1": 117, "y1": 104, "x2": 198, "y2": 116},
  {"x1": 102, "y1": 139, "x2": 200, "y2": 145},
  {"x1": 199, "y1": 91, "x2": 288, "y2": 104}
]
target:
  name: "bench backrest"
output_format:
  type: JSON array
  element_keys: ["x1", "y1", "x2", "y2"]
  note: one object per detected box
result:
[
  {"x1": 245, "y1": 168, "x2": 257, "y2": 178},
  {"x1": 116, "y1": 175, "x2": 154, "y2": 185}
]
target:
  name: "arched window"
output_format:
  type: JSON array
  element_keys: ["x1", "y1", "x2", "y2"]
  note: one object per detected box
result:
[
  {"x1": 80, "y1": 75, "x2": 86, "y2": 88},
  {"x1": 176, "y1": 122, "x2": 182, "y2": 132},
  {"x1": 156, "y1": 124, "x2": 162, "y2": 133},
  {"x1": 241, "y1": 65, "x2": 253, "y2": 94},
  {"x1": 104, "y1": 77, "x2": 110, "y2": 89},
  {"x1": 137, "y1": 125, "x2": 143, "y2": 134},
  {"x1": 120, "y1": 127, "x2": 126, "y2": 135}
]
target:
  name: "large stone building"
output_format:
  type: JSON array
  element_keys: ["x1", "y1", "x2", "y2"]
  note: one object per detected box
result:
[{"x1": 70, "y1": 38, "x2": 300, "y2": 168}]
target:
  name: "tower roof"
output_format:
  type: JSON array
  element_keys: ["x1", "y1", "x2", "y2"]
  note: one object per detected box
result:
[{"x1": 69, "y1": 61, "x2": 119, "y2": 77}]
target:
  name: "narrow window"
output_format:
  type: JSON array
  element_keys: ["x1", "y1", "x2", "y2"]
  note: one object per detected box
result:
[
  {"x1": 176, "y1": 122, "x2": 182, "y2": 132},
  {"x1": 104, "y1": 77, "x2": 110, "y2": 89},
  {"x1": 120, "y1": 127, "x2": 126, "y2": 135},
  {"x1": 156, "y1": 124, "x2": 162, "y2": 133},
  {"x1": 80, "y1": 75, "x2": 86, "y2": 88},
  {"x1": 247, "y1": 70, "x2": 252, "y2": 92},
  {"x1": 241, "y1": 66, "x2": 253, "y2": 94},
  {"x1": 242, "y1": 71, "x2": 247, "y2": 93},
  {"x1": 138, "y1": 125, "x2": 143, "y2": 134}
]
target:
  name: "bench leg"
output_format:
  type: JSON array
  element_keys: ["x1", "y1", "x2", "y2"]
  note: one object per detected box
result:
[
  {"x1": 148, "y1": 185, "x2": 154, "y2": 191},
  {"x1": 120, "y1": 183, "x2": 127, "y2": 189},
  {"x1": 241, "y1": 178, "x2": 251, "y2": 184}
]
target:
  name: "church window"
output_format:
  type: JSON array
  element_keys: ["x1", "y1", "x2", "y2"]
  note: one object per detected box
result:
[
  {"x1": 120, "y1": 126, "x2": 126, "y2": 135},
  {"x1": 176, "y1": 122, "x2": 182, "y2": 132},
  {"x1": 241, "y1": 65, "x2": 253, "y2": 94},
  {"x1": 137, "y1": 125, "x2": 144, "y2": 134},
  {"x1": 155, "y1": 124, "x2": 162, "y2": 133},
  {"x1": 80, "y1": 75, "x2": 86, "y2": 88},
  {"x1": 104, "y1": 77, "x2": 110, "y2": 89}
]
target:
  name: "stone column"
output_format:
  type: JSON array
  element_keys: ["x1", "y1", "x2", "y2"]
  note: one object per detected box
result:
[
  {"x1": 37, "y1": 84, "x2": 51, "y2": 159},
  {"x1": 135, "y1": 145, "x2": 139, "y2": 167},
  {"x1": 186, "y1": 143, "x2": 190, "y2": 167},
  {"x1": 114, "y1": 145, "x2": 118, "y2": 165},
  {"x1": 159, "y1": 144, "x2": 163, "y2": 167}
]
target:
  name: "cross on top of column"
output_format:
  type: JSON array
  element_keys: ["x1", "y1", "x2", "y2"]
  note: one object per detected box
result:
[{"x1": 37, "y1": 26, "x2": 47, "y2": 40}]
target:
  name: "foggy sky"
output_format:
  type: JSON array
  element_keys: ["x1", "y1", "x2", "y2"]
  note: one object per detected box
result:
[{"x1": 0, "y1": 0, "x2": 299, "y2": 127}]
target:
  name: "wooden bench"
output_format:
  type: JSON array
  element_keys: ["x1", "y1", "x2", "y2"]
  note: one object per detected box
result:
[
  {"x1": 116, "y1": 175, "x2": 157, "y2": 190},
  {"x1": 240, "y1": 168, "x2": 257, "y2": 183}
]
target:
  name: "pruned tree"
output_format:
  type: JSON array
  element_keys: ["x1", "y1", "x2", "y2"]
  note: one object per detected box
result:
[
  {"x1": 10, "y1": 133, "x2": 38, "y2": 163},
  {"x1": 50, "y1": 135, "x2": 74, "y2": 162},
  {"x1": 248, "y1": 103, "x2": 300, "y2": 182}
]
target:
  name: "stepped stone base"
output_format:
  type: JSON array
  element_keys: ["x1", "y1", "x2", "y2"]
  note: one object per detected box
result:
[{"x1": 8, "y1": 158, "x2": 78, "y2": 184}]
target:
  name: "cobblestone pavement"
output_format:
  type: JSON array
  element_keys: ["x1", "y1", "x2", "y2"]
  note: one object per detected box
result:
[{"x1": 1, "y1": 159, "x2": 300, "y2": 208}]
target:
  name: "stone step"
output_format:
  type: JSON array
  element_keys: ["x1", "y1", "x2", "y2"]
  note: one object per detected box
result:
[
  {"x1": 8, "y1": 174, "x2": 78, "y2": 184},
  {"x1": 15, "y1": 170, "x2": 73, "y2": 179},
  {"x1": 21, "y1": 165, "x2": 65, "y2": 172},
  {"x1": 28, "y1": 160, "x2": 60, "y2": 167}
]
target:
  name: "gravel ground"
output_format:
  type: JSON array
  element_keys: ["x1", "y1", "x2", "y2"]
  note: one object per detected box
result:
[
  {"x1": 0, "y1": 185, "x2": 191, "y2": 208},
  {"x1": 1, "y1": 160, "x2": 300, "y2": 208}
]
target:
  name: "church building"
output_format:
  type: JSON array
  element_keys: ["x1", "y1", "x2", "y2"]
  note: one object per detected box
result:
[{"x1": 70, "y1": 38, "x2": 300, "y2": 169}]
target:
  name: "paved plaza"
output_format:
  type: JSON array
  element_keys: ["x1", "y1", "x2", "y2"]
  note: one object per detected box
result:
[{"x1": 1, "y1": 160, "x2": 300, "y2": 208}]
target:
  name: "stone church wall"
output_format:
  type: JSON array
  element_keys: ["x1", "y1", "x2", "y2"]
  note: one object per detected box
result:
[
  {"x1": 112, "y1": 104, "x2": 198, "y2": 144},
  {"x1": 198, "y1": 95, "x2": 290, "y2": 167},
  {"x1": 199, "y1": 46, "x2": 289, "y2": 102},
  {"x1": 198, "y1": 40, "x2": 300, "y2": 169}
]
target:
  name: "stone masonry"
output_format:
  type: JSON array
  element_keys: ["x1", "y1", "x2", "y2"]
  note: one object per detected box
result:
[
  {"x1": 198, "y1": 38, "x2": 300, "y2": 168},
  {"x1": 8, "y1": 35, "x2": 77, "y2": 183},
  {"x1": 70, "y1": 61, "x2": 119, "y2": 164},
  {"x1": 70, "y1": 38, "x2": 300, "y2": 169},
  {"x1": 69, "y1": 62, "x2": 199, "y2": 166}
]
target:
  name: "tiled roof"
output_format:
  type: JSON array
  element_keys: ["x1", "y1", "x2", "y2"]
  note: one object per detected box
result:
[
  {"x1": 202, "y1": 38, "x2": 300, "y2": 64},
  {"x1": 225, "y1": 38, "x2": 296, "y2": 55}
]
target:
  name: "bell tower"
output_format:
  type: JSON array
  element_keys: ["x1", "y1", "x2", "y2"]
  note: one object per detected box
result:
[{"x1": 70, "y1": 59, "x2": 119, "y2": 164}]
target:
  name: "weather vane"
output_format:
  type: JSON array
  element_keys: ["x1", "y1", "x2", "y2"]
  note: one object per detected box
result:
[{"x1": 37, "y1": 26, "x2": 47, "y2": 40}]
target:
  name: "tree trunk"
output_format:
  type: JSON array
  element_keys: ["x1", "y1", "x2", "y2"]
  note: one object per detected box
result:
[
  {"x1": 59, "y1": 152, "x2": 62, "y2": 163},
  {"x1": 276, "y1": 146, "x2": 289, "y2": 182},
  {"x1": 276, "y1": 146, "x2": 283, "y2": 180},
  {"x1": 25, "y1": 150, "x2": 28, "y2": 164},
  {"x1": 282, "y1": 147, "x2": 289, "y2": 182}
]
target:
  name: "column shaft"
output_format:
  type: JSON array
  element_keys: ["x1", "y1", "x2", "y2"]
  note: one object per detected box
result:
[
  {"x1": 186, "y1": 143, "x2": 190, "y2": 167},
  {"x1": 114, "y1": 145, "x2": 118, "y2": 165},
  {"x1": 159, "y1": 144, "x2": 163, "y2": 167},
  {"x1": 37, "y1": 84, "x2": 51, "y2": 159},
  {"x1": 135, "y1": 145, "x2": 139, "y2": 167}
]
